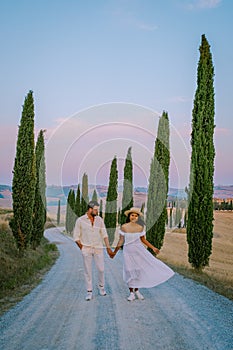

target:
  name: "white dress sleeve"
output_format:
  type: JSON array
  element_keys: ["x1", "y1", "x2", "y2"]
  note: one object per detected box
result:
[
  {"x1": 119, "y1": 229, "x2": 125, "y2": 236},
  {"x1": 140, "y1": 231, "x2": 146, "y2": 237}
]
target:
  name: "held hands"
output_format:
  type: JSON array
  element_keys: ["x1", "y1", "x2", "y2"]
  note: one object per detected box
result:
[
  {"x1": 106, "y1": 247, "x2": 115, "y2": 258},
  {"x1": 152, "y1": 246, "x2": 160, "y2": 255}
]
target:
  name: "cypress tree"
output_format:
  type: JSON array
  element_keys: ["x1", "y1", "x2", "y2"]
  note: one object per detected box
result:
[
  {"x1": 10, "y1": 91, "x2": 36, "y2": 250},
  {"x1": 146, "y1": 111, "x2": 170, "y2": 251},
  {"x1": 117, "y1": 207, "x2": 121, "y2": 225},
  {"x1": 187, "y1": 34, "x2": 215, "y2": 270},
  {"x1": 121, "y1": 147, "x2": 133, "y2": 225},
  {"x1": 141, "y1": 202, "x2": 145, "y2": 214},
  {"x1": 104, "y1": 156, "x2": 118, "y2": 245},
  {"x1": 81, "y1": 173, "x2": 89, "y2": 215},
  {"x1": 169, "y1": 207, "x2": 173, "y2": 229},
  {"x1": 74, "y1": 184, "x2": 81, "y2": 219},
  {"x1": 65, "y1": 189, "x2": 75, "y2": 234},
  {"x1": 32, "y1": 130, "x2": 47, "y2": 248},
  {"x1": 92, "y1": 189, "x2": 98, "y2": 202},
  {"x1": 69, "y1": 189, "x2": 76, "y2": 232},
  {"x1": 99, "y1": 199, "x2": 103, "y2": 218},
  {"x1": 57, "y1": 199, "x2": 61, "y2": 225}
]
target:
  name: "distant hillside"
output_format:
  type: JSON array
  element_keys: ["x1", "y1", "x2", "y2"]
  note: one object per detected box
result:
[{"x1": 0, "y1": 184, "x2": 233, "y2": 208}]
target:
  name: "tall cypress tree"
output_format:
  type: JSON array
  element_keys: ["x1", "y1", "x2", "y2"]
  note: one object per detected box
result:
[
  {"x1": 32, "y1": 130, "x2": 47, "y2": 248},
  {"x1": 70, "y1": 189, "x2": 76, "y2": 231},
  {"x1": 104, "y1": 156, "x2": 118, "y2": 245},
  {"x1": 65, "y1": 189, "x2": 75, "y2": 234},
  {"x1": 146, "y1": 111, "x2": 170, "y2": 251},
  {"x1": 10, "y1": 91, "x2": 36, "y2": 250},
  {"x1": 74, "y1": 184, "x2": 81, "y2": 219},
  {"x1": 187, "y1": 34, "x2": 215, "y2": 270},
  {"x1": 81, "y1": 173, "x2": 89, "y2": 215},
  {"x1": 99, "y1": 199, "x2": 103, "y2": 218},
  {"x1": 121, "y1": 147, "x2": 133, "y2": 224},
  {"x1": 57, "y1": 199, "x2": 61, "y2": 225}
]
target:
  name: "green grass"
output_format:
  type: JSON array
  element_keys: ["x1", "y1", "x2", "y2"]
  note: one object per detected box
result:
[
  {"x1": 160, "y1": 260, "x2": 233, "y2": 301},
  {"x1": 0, "y1": 226, "x2": 59, "y2": 315}
]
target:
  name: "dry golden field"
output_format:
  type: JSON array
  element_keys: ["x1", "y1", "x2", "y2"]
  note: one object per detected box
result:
[{"x1": 159, "y1": 211, "x2": 233, "y2": 299}]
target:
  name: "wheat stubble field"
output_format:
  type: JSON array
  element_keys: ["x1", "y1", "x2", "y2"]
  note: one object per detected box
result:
[{"x1": 159, "y1": 211, "x2": 233, "y2": 299}]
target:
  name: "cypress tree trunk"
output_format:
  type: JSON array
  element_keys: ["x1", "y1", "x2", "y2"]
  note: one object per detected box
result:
[
  {"x1": 121, "y1": 147, "x2": 133, "y2": 225},
  {"x1": 32, "y1": 130, "x2": 47, "y2": 248},
  {"x1": 104, "y1": 156, "x2": 118, "y2": 245},
  {"x1": 81, "y1": 173, "x2": 89, "y2": 215},
  {"x1": 10, "y1": 91, "x2": 36, "y2": 250},
  {"x1": 57, "y1": 199, "x2": 61, "y2": 225},
  {"x1": 187, "y1": 34, "x2": 215, "y2": 270},
  {"x1": 146, "y1": 111, "x2": 170, "y2": 251}
]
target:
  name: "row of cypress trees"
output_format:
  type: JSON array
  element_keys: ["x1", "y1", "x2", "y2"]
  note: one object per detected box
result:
[
  {"x1": 102, "y1": 112, "x2": 170, "y2": 247},
  {"x1": 64, "y1": 34, "x2": 215, "y2": 271},
  {"x1": 65, "y1": 173, "x2": 103, "y2": 233},
  {"x1": 10, "y1": 91, "x2": 47, "y2": 250}
]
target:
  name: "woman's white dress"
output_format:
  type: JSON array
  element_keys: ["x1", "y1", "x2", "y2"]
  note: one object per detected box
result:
[{"x1": 120, "y1": 230, "x2": 174, "y2": 288}]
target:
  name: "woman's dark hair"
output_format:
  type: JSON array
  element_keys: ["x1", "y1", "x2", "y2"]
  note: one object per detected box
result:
[{"x1": 125, "y1": 213, "x2": 145, "y2": 227}]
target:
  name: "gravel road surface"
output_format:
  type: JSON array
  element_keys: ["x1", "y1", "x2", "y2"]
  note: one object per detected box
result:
[{"x1": 0, "y1": 227, "x2": 232, "y2": 350}]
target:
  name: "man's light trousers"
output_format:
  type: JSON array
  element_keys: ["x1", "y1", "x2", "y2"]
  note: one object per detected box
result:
[{"x1": 81, "y1": 246, "x2": 105, "y2": 291}]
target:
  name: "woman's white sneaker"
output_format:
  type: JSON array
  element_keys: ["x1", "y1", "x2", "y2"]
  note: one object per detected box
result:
[
  {"x1": 85, "y1": 291, "x2": 93, "y2": 301},
  {"x1": 98, "y1": 285, "x2": 107, "y2": 296},
  {"x1": 135, "y1": 290, "x2": 144, "y2": 300},
  {"x1": 127, "y1": 292, "x2": 135, "y2": 301}
]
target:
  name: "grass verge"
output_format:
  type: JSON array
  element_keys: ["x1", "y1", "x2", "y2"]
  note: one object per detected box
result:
[
  {"x1": 0, "y1": 227, "x2": 59, "y2": 316},
  {"x1": 160, "y1": 260, "x2": 233, "y2": 301}
]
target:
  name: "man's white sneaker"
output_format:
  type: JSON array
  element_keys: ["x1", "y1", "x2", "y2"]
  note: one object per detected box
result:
[
  {"x1": 98, "y1": 285, "x2": 107, "y2": 296},
  {"x1": 127, "y1": 292, "x2": 135, "y2": 301},
  {"x1": 85, "y1": 291, "x2": 93, "y2": 301},
  {"x1": 135, "y1": 290, "x2": 144, "y2": 300}
]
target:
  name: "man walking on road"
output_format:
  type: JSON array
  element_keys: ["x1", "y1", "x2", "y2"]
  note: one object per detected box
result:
[{"x1": 73, "y1": 200, "x2": 114, "y2": 300}]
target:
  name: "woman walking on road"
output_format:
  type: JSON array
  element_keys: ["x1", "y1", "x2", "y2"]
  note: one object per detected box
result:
[{"x1": 112, "y1": 207, "x2": 174, "y2": 301}]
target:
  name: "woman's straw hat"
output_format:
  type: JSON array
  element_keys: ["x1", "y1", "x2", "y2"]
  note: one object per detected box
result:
[{"x1": 124, "y1": 207, "x2": 143, "y2": 217}]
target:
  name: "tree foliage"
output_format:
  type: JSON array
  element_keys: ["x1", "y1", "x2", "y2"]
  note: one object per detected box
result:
[
  {"x1": 99, "y1": 199, "x2": 103, "y2": 218},
  {"x1": 74, "y1": 184, "x2": 81, "y2": 219},
  {"x1": 57, "y1": 199, "x2": 61, "y2": 225},
  {"x1": 104, "y1": 156, "x2": 118, "y2": 245},
  {"x1": 146, "y1": 111, "x2": 170, "y2": 251},
  {"x1": 121, "y1": 147, "x2": 133, "y2": 225},
  {"x1": 32, "y1": 130, "x2": 47, "y2": 248},
  {"x1": 10, "y1": 91, "x2": 36, "y2": 250},
  {"x1": 187, "y1": 34, "x2": 215, "y2": 270},
  {"x1": 81, "y1": 173, "x2": 89, "y2": 215},
  {"x1": 92, "y1": 189, "x2": 98, "y2": 202},
  {"x1": 65, "y1": 189, "x2": 76, "y2": 234}
]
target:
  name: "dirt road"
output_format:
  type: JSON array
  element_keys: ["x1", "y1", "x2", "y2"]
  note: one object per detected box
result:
[{"x1": 0, "y1": 227, "x2": 232, "y2": 350}]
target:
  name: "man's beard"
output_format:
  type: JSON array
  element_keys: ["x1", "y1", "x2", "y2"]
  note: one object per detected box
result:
[{"x1": 91, "y1": 213, "x2": 97, "y2": 217}]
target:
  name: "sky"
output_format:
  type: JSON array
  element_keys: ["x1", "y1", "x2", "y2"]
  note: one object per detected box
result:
[{"x1": 0, "y1": 0, "x2": 232, "y2": 188}]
